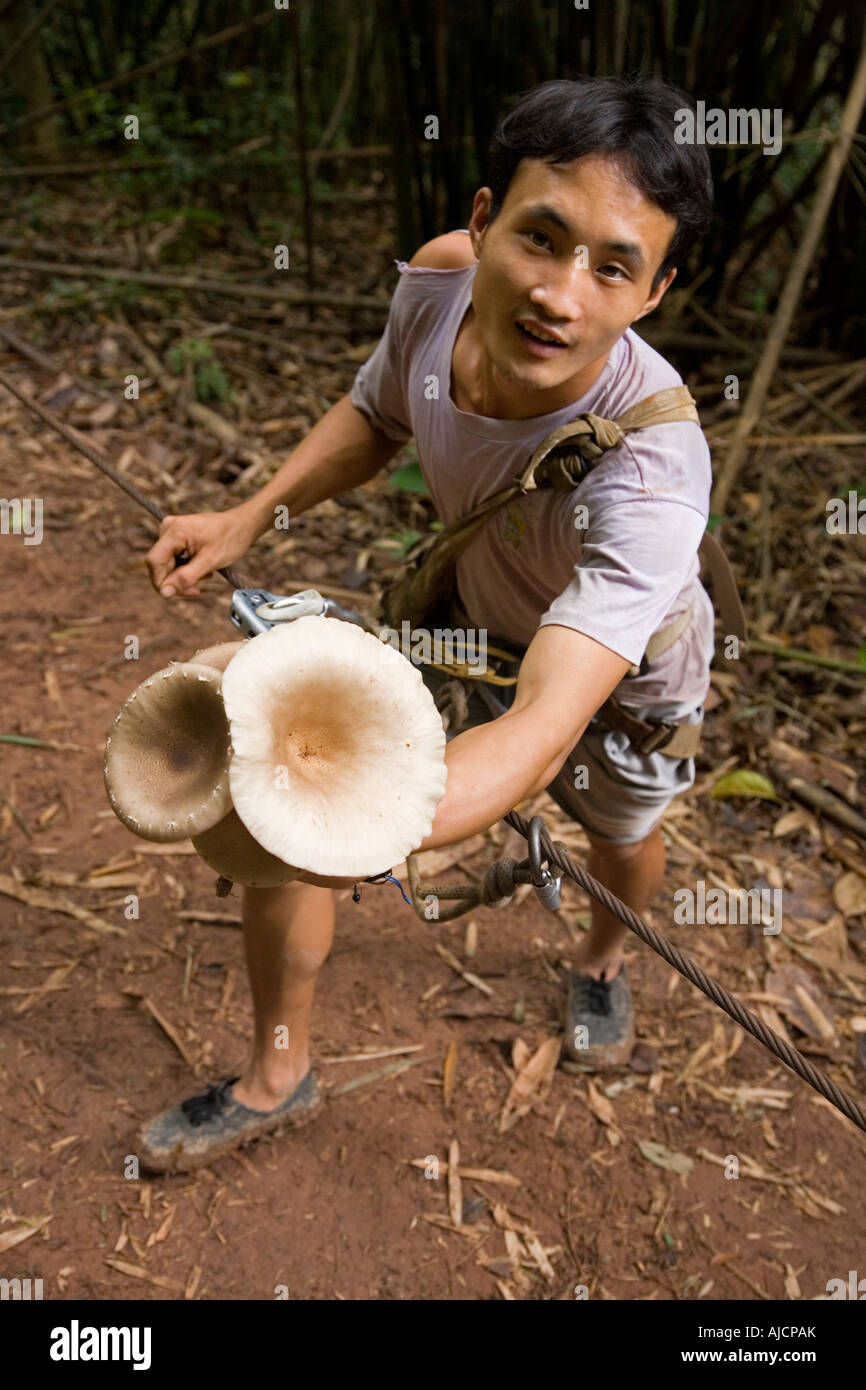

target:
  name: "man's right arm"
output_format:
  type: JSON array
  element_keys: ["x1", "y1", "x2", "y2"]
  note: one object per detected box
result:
[{"x1": 146, "y1": 392, "x2": 402, "y2": 598}]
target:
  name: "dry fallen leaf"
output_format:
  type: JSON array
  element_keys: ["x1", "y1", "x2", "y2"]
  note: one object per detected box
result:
[
  {"x1": 784, "y1": 1262, "x2": 802, "y2": 1299},
  {"x1": 637, "y1": 1140, "x2": 694, "y2": 1176},
  {"x1": 447, "y1": 1138, "x2": 462, "y2": 1228},
  {"x1": 833, "y1": 872, "x2": 866, "y2": 918},
  {"x1": 0, "y1": 1214, "x2": 51, "y2": 1252},
  {"x1": 499, "y1": 1037, "x2": 561, "y2": 1133},
  {"x1": 442, "y1": 1040, "x2": 458, "y2": 1109},
  {"x1": 772, "y1": 807, "x2": 815, "y2": 838},
  {"x1": 765, "y1": 964, "x2": 835, "y2": 1041}
]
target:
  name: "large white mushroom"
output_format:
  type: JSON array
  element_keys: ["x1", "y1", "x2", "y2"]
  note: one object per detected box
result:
[
  {"x1": 104, "y1": 662, "x2": 233, "y2": 842},
  {"x1": 220, "y1": 616, "x2": 447, "y2": 881}
]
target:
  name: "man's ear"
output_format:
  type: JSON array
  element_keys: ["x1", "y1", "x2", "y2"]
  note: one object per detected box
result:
[
  {"x1": 468, "y1": 187, "x2": 494, "y2": 258},
  {"x1": 633, "y1": 266, "x2": 677, "y2": 323}
]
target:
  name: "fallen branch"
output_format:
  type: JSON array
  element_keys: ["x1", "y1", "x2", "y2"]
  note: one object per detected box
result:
[
  {"x1": 407, "y1": 1158, "x2": 521, "y2": 1186},
  {"x1": 2, "y1": 796, "x2": 33, "y2": 837},
  {"x1": 103, "y1": 1258, "x2": 185, "y2": 1293},
  {"x1": 0, "y1": 872, "x2": 125, "y2": 936},
  {"x1": 320, "y1": 1044, "x2": 425, "y2": 1065},
  {"x1": 115, "y1": 316, "x2": 243, "y2": 449},
  {"x1": 126, "y1": 992, "x2": 200, "y2": 1072},
  {"x1": 0, "y1": 159, "x2": 168, "y2": 179},
  {"x1": 0, "y1": 256, "x2": 390, "y2": 312},
  {"x1": 177, "y1": 909, "x2": 242, "y2": 925},
  {"x1": 782, "y1": 778, "x2": 866, "y2": 839},
  {"x1": 689, "y1": 300, "x2": 859, "y2": 434},
  {"x1": 434, "y1": 941, "x2": 495, "y2": 997},
  {"x1": 747, "y1": 638, "x2": 866, "y2": 675},
  {"x1": 328, "y1": 1055, "x2": 427, "y2": 1097},
  {"x1": 76, "y1": 633, "x2": 176, "y2": 683}
]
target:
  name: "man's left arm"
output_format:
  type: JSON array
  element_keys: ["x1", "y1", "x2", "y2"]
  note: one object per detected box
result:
[{"x1": 414, "y1": 625, "x2": 630, "y2": 852}]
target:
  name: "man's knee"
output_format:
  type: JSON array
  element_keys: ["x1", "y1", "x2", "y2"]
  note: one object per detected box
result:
[
  {"x1": 586, "y1": 823, "x2": 662, "y2": 863},
  {"x1": 283, "y1": 943, "x2": 329, "y2": 980}
]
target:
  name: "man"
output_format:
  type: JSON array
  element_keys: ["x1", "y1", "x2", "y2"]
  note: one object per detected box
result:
[{"x1": 139, "y1": 75, "x2": 715, "y2": 1171}]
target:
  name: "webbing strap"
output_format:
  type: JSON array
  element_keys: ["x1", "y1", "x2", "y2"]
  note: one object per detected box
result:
[
  {"x1": 626, "y1": 604, "x2": 694, "y2": 678},
  {"x1": 595, "y1": 695, "x2": 703, "y2": 758},
  {"x1": 383, "y1": 385, "x2": 704, "y2": 632},
  {"x1": 517, "y1": 384, "x2": 700, "y2": 490}
]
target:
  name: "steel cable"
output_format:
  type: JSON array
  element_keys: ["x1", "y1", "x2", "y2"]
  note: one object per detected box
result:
[
  {"x1": 0, "y1": 366, "x2": 245, "y2": 589},
  {"x1": 505, "y1": 809, "x2": 866, "y2": 1134}
]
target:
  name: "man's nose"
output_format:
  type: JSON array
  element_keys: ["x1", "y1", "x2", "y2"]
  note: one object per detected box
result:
[{"x1": 528, "y1": 263, "x2": 586, "y2": 324}]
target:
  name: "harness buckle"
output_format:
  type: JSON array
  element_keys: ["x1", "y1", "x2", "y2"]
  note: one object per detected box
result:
[{"x1": 636, "y1": 721, "x2": 677, "y2": 755}]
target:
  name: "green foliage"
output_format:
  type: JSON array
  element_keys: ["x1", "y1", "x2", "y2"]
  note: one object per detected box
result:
[
  {"x1": 711, "y1": 769, "x2": 780, "y2": 802},
  {"x1": 41, "y1": 278, "x2": 94, "y2": 314},
  {"x1": 378, "y1": 527, "x2": 423, "y2": 555},
  {"x1": 748, "y1": 265, "x2": 781, "y2": 316},
  {"x1": 98, "y1": 279, "x2": 147, "y2": 313},
  {"x1": 166, "y1": 338, "x2": 234, "y2": 404},
  {"x1": 19, "y1": 190, "x2": 52, "y2": 233},
  {"x1": 387, "y1": 457, "x2": 429, "y2": 496}
]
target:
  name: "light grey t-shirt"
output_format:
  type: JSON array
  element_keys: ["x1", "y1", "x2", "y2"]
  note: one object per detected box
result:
[{"x1": 350, "y1": 241, "x2": 716, "y2": 709}]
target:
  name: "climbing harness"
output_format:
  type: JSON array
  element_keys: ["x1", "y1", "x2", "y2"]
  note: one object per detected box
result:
[
  {"x1": 3, "y1": 365, "x2": 865, "y2": 1137},
  {"x1": 380, "y1": 383, "x2": 747, "y2": 760}
]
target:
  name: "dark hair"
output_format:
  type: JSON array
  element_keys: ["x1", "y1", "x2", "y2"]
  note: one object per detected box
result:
[{"x1": 487, "y1": 76, "x2": 713, "y2": 288}]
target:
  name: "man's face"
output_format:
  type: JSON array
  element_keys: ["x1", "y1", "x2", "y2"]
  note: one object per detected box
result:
[{"x1": 467, "y1": 155, "x2": 677, "y2": 409}]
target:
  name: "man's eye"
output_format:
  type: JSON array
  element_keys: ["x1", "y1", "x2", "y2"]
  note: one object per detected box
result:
[
  {"x1": 599, "y1": 264, "x2": 626, "y2": 280},
  {"x1": 524, "y1": 229, "x2": 551, "y2": 249}
]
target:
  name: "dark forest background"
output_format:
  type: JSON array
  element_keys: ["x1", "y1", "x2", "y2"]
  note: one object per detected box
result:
[{"x1": 1, "y1": 0, "x2": 864, "y2": 351}]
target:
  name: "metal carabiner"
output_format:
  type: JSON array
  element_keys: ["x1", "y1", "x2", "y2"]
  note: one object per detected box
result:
[
  {"x1": 229, "y1": 587, "x2": 373, "y2": 639},
  {"x1": 526, "y1": 814, "x2": 562, "y2": 912}
]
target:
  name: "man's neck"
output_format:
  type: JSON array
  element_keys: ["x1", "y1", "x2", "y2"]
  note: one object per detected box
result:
[{"x1": 451, "y1": 307, "x2": 612, "y2": 420}]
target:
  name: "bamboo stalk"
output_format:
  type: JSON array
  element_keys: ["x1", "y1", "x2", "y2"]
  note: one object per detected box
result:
[
  {"x1": 0, "y1": 0, "x2": 66, "y2": 78},
  {"x1": 747, "y1": 638, "x2": 866, "y2": 674},
  {"x1": 288, "y1": 0, "x2": 315, "y2": 316},
  {"x1": 709, "y1": 433, "x2": 866, "y2": 447},
  {"x1": 712, "y1": 37, "x2": 866, "y2": 513},
  {"x1": 0, "y1": 10, "x2": 281, "y2": 136}
]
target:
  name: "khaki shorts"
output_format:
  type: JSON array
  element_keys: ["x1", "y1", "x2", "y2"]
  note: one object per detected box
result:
[{"x1": 421, "y1": 666, "x2": 701, "y2": 846}]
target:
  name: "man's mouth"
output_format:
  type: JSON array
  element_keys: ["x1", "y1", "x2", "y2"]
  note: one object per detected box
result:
[{"x1": 516, "y1": 320, "x2": 569, "y2": 354}]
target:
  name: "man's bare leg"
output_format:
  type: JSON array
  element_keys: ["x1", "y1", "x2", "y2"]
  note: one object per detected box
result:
[
  {"x1": 231, "y1": 880, "x2": 335, "y2": 1112},
  {"x1": 571, "y1": 824, "x2": 666, "y2": 980}
]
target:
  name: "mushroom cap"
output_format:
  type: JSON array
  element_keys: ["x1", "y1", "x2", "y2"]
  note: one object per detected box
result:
[
  {"x1": 193, "y1": 808, "x2": 300, "y2": 887},
  {"x1": 221, "y1": 616, "x2": 447, "y2": 877},
  {"x1": 189, "y1": 640, "x2": 246, "y2": 673},
  {"x1": 104, "y1": 662, "x2": 233, "y2": 842},
  {"x1": 192, "y1": 810, "x2": 360, "y2": 890}
]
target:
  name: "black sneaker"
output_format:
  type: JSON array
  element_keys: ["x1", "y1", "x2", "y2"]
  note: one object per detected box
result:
[
  {"x1": 562, "y1": 965, "x2": 635, "y2": 1070},
  {"x1": 137, "y1": 1070, "x2": 322, "y2": 1173}
]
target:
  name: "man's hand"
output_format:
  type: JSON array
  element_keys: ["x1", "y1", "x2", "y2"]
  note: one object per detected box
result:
[
  {"x1": 414, "y1": 625, "x2": 631, "y2": 853},
  {"x1": 144, "y1": 395, "x2": 401, "y2": 601},
  {"x1": 146, "y1": 505, "x2": 259, "y2": 599}
]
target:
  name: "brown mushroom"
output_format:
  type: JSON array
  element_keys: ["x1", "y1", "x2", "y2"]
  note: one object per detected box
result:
[{"x1": 104, "y1": 662, "x2": 233, "y2": 842}]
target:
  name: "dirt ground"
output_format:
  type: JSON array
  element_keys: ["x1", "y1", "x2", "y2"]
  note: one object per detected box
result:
[{"x1": 2, "y1": 379, "x2": 866, "y2": 1304}]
